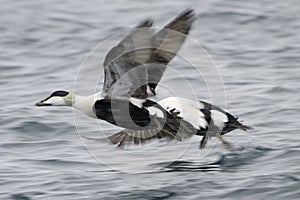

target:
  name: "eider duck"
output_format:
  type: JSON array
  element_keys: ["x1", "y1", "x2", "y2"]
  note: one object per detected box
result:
[{"x1": 35, "y1": 9, "x2": 252, "y2": 149}]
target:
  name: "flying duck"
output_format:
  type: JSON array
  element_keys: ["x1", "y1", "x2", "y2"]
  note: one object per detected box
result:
[{"x1": 35, "y1": 9, "x2": 252, "y2": 149}]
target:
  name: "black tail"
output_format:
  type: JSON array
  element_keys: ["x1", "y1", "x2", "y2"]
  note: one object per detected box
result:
[
  {"x1": 236, "y1": 120, "x2": 253, "y2": 131},
  {"x1": 224, "y1": 113, "x2": 253, "y2": 133}
]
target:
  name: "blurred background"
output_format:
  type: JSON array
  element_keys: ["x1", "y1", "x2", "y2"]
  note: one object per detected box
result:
[{"x1": 0, "y1": 0, "x2": 299, "y2": 199}]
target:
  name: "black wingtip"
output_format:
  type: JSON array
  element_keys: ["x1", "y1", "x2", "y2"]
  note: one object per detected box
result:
[
  {"x1": 136, "y1": 19, "x2": 153, "y2": 28},
  {"x1": 181, "y1": 8, "x2": 196, "y2": 15},
  {"x1": 175, "y1": 8, "x2": 197, "y2": 21},
  {"x1": 163, "y1": 8, "x2": 196, "y2": 34}
]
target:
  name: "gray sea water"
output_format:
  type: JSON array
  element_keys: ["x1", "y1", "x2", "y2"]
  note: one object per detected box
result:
[{"x1": 1, "y1": 0, "x2": 300, "y2": 199}]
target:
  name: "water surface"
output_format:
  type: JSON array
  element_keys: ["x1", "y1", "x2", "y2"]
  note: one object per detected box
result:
[{"x1": 1, "y1": 0, "x2": 300, "y2": 199}]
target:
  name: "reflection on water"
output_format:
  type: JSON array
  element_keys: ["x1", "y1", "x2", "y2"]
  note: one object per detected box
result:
[{"x1": 154, "y1": 146, "x2": 274, "y2": 173}]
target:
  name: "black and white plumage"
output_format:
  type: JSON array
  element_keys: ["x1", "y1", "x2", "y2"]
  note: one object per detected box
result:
[
  {"x1": 101, "y1": 97, "x2": 252, "y2": 149},
  {"x1": 35, "y1": 9, "x2": 252, "y2": 149},
  {"x1": 158, "y1": 97, "x2": 252, "y2": 148}
]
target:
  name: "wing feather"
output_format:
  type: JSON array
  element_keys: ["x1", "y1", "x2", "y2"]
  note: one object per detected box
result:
[
  {"x1": 102, "y1": 9, "x2": 196, "y2": 98},
  {"x1": 147, "y1": 8, "x2": 196, "y2": 90},
  {"x1": 103, "y1": 20, "x2": 154, "y2": 98}
]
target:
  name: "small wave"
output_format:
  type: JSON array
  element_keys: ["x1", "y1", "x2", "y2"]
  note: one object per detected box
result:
[
  {"x1": 1, "y1": 140, "x2": 68, "y2": 149},
  {"x1": 10, "y1": 194, "x2": 32, "y2": 200},
  {"x1": 213, "y1": 145, "x2": 274, "y2": 170},
  {"x1": 10, "y1": 121, "x2": 56, "y2": 133},
  {"x1": 34, "y1": 158, "x2": 90, "y2": 166}
]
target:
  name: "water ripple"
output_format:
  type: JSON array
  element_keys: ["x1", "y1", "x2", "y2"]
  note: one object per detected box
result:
[{"x1": 1, "y1": 0, "x2": 300, "y2": 199}]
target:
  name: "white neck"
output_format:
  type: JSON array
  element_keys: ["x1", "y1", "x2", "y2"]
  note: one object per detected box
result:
[{"x1": 72, "y1": 93, "x2": 100, "y2": 118}]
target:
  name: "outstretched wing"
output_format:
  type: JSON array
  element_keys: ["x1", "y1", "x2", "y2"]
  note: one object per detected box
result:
[
  {"x1": 102, "y1": 9, "x2": 196, "y2": 98},
  {"x1": 103, "y1": 20, "x2": 154, "y2": 98},
  {"x1": 147, "y1": 8, "x2": 196, "y2": 91}
]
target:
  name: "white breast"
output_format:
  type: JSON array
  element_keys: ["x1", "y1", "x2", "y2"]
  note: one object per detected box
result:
[{"x1": 73, "y1": 94, "x2": 100, "y2": 118}]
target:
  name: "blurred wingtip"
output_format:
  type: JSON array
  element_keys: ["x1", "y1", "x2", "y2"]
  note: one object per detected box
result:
[{"x1": 136, "y1": 19, "x2": 153, "y2": 28}]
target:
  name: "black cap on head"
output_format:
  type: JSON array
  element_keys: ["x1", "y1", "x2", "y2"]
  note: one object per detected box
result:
[{"x1": 50, "y1": 90, "x2": 69, "y2": 97}]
